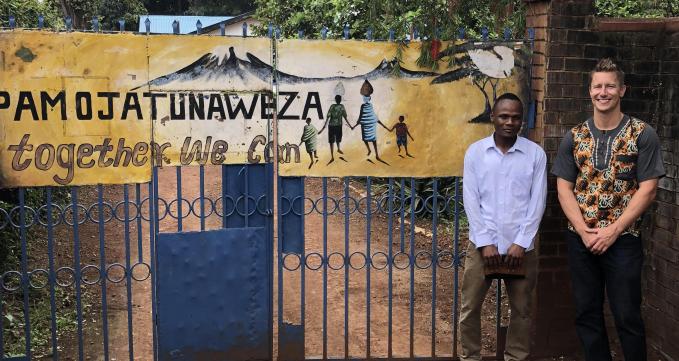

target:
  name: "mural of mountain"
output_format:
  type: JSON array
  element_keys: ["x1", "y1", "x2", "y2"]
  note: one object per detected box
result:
[{"x1": 136, "y1": 47, "x2": 439, "y2": 90}]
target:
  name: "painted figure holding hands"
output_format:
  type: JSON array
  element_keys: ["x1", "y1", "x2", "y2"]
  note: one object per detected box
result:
[{"x1": 351, "y1": 80, "x2": 389, "y2": 164}]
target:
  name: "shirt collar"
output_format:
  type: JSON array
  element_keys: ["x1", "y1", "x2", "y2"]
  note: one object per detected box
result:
[{"x1": 483, "y1": 134, "x2": 526, "y2": 154}]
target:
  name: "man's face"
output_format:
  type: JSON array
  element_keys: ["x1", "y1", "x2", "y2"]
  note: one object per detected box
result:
[
  {"x1": 590, "y1": 71, "x2": 626, "y2": 114},
  {"x1": 492, "y1": 99, "x2": 523, "y2": 139}
]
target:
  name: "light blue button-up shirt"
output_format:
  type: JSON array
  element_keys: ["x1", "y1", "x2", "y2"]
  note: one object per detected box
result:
[{"x1": 463, "y1": 135, "x2": 547, "y2": 254}]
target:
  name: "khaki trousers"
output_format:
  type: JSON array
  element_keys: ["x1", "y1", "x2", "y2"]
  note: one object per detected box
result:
[{"x1": 459, "y1": 244, "x2": 537, "y2": 361}]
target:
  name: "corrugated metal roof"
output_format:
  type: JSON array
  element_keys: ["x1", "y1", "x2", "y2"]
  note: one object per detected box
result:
[{"x1": 138, "y1": 15, "x2": 233, "y2": 34}]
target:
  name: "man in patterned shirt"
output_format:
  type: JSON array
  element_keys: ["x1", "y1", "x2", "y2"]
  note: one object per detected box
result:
[{"x1": 552, "y1": 58, "x2": 665, "y2": 361}]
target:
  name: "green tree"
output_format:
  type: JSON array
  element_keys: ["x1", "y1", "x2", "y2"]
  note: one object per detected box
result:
[
  {"x1": 0, "y1": 0, "x2": 63, "y2": 28},
  {"x1": 253, "y1": 0, "x2": 526, "y2": 40},
  {"x1": 596, "y1": 0, "x2": 678, "y2": 17},
  {"x1": 55, "y1": 0, "x2": 146, "y2": 30},
  {"x1": 186, "y1": 0, "x2": 254, "y2": 15}
]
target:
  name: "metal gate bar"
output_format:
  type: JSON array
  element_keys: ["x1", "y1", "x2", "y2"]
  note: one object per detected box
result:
[{"x1": 278, "y1": 176, "x2": 480, "y2": 360}]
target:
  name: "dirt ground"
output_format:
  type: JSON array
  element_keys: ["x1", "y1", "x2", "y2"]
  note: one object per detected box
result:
[
  {"x1": 18, "y1": 167, "x2": 664, "y2": 360},
  {"x1": 32, "y1": 167, "x2": 511, "y2": 361}
]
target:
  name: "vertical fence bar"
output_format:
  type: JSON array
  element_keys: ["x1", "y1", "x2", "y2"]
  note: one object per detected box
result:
[
  {"x1": 0, "y1": 272, "x2": 3, "y2": 359},
  {"x1": 38, "y1": 15, "x2": 44, "y2": 29},
  {"x1": 399, "y1": 178, "x2": 405, "y2": 253},
  {"x1": 452, "y1": 177, "x2": 461, "y2": 357},
  {"x1": 46, "y1": 188, "x2": 59, "y2": 361},
  {"x1": 200, "y1": 165, "x2": 205, "y2": 231},
  {"x1": 220, "y1": 23, "x2": 225, "y2": 36},
  {"x1": 97, "y1": 185, "x2": 111, "y2": 361},
  {"x1": 176, "y1": 166, "x2": 183, "y2": 231},
  {"x1": 496, "y1": 280, "x2": 502, "y2": 357},
  {"x1": 301, "y1": 182, "x2": 306, "y2": 360},
  {"x1": 387, "y1": 178, "x2": 394, "y2": 359},
  {"x1": 72, "y1": 187, "x2": 85, "y2": 361},
  {"x1": 244, "y1": 166, "x2": 250, "y2": 227},
  {"x1": 151, "y1": 167, "x2": 160, "y2": 361},
  {"x1": 365, "y1": 176, "x2": 371, "y2": 359},
  {"x1": 276, "y1": 175, "x2": 283, "y2": 360},
  {"x1": 19, "y1": 189, "x2": 32, "y2": 360},
  {"x1": 222, "y1": 165, "x2": 228, "y2": 227},
  {"x1": 343, "y1": 177, "x2": 350, "y2": 359},
  {"x1": 136, "y1": 184, "x2": 143, "y2": 263},
  {"x1": 431, "y1": 179, "x2": 439, "y2": 357},
  {"x1": 409, "y1": 178, "x2": 416, "y2": 358},
  {"x1": 322, "y1": 178, "x2": 328, "y2": 360},
  {"x1": 118, "y1": 19, "x2": 125, "y2": 32},
  {"x1": 123, "y1": 185, "x2": 135, "y2": 361}
]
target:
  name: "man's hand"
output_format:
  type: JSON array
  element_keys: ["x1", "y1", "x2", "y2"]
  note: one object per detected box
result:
[
  {"x1": 481, "y1": 245, "x2": 501, "y2": 269},
  {"x1": 505, "y1": 244, "x2": 525, "y2": 269},
  {"x1": 576, "y1": 226, "x2": 599, "y2": 249},
  {"x1": 589, "y1": 223, "x2": 621, "y2": 255}
]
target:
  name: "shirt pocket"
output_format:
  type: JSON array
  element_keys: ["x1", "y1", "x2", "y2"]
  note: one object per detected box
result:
[
  {"x1": 510, "y1": 164, "x2": 534, "y2": 200},
  {"x1": 614, "y1": 153, "x2": 638, "y2": 181}
]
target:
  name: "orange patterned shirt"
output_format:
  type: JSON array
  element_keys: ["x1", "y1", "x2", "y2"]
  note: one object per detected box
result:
[{"x1": 570, "y1": 117, "x2": 645, "y2": 236}]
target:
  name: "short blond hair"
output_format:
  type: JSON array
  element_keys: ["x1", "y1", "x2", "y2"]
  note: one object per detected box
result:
[{"x1": 590, "y1": 58, "x2": 625, "y2": 86}]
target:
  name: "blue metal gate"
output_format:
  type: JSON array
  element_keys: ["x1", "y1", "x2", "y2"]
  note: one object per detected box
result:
[{"x1": 155, "y1": 164, "x2": 273, "y2": 361}]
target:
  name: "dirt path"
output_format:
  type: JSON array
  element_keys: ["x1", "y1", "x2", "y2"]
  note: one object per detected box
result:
[{"x1": 84, "y1": 169, "x2": 505, "y2": 360}]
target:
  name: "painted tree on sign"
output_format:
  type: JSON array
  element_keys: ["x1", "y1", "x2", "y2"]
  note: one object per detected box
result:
[{"x1": 430, "y1": 42, "x2": 528, "y2": 122}]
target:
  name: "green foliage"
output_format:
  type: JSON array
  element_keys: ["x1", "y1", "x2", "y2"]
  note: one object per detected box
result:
[
  {"x1": 186, "y1": 0, "x2": 254, "y2": 15},
  {"x1": 0, "y1": 188, "x2": 69, "y2": 274},
  {"x1": 0, "y1": 0, "x2": 146, "y2": 30},
  {"x1": 253, "y1": 0, "x2": 526, "y2": 40},
  {"x1": 96, "y1": 0, "x2": 148, "y2": 31},
  {"x1": 3, "y1": 287, "x2": 90, "y2": 358},
  {"x1": 596, "y1": 0, "x2": 678, "y2": 17},
  {"x1": 0, "y1": 0, "x2": 64, "y2": 28}
]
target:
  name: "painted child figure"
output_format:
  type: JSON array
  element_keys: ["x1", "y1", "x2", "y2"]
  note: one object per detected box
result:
[
  {"x1": 389, "y1": 115, "x2": 414, "y2": 157},
  {"x1": 299, "y1": 118, "x2": 319, "y2": 169}
]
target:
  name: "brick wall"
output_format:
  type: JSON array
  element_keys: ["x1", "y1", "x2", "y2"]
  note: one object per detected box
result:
[
  {"x1": 526, "y1": 0, "x2": 679, "y2": 358},
  {"x1": 642, "y1": 29, "x2": 679, "y2": 360}
]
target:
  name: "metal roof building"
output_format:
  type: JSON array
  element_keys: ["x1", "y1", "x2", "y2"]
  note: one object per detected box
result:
[{"x1": 138, "y1": 15, "x2": 233, "y2": 34}]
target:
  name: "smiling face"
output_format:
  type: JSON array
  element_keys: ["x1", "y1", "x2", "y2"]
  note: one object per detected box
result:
[
  {"x1": 590, "y1": 71, "x2": 626, "y2": 115},
  {"x1": 491, "y1": 99, "x2": 523, "y2": 140}
]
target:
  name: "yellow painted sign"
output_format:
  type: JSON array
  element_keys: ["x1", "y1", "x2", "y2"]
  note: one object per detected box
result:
[
  {"x1": 0, "y1": 30, "x2": 529, "y2": 187},
  {"x1": 276, "y1": 39, "x2": 528, "y2": 177}
]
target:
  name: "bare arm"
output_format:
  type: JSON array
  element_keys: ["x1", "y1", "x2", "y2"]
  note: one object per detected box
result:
[
  {"x1": 589, "y1": 179, "x2": 658, "y2": 254},
  {"x1": 318, "y1": 119, "x2": 328, "y2": 134},
  {"x1": 556, "y1": 178, "x2": 598, "y2": 247},
  {"x1": 407, "y1": 129, "x2": 414, "y2": 141}
]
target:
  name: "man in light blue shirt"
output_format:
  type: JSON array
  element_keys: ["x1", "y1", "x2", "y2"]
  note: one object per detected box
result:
[{"x1": 460, "y1": 93, "x2": 547, "y2": 361}]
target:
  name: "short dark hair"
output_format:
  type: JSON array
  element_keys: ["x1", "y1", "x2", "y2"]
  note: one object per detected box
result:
[
  {"x1": 590, "y1": 58, "x2": 625, "y2": 86},
  {"x1": 493, "y1": 93, "x2": 523, "y2": 113},
  {"x1": 399, "y1": 115, "x2": 404, "y2": 121},
  {"x1": 335, "y1": 95, "x2": 342, "y2": 103}
]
